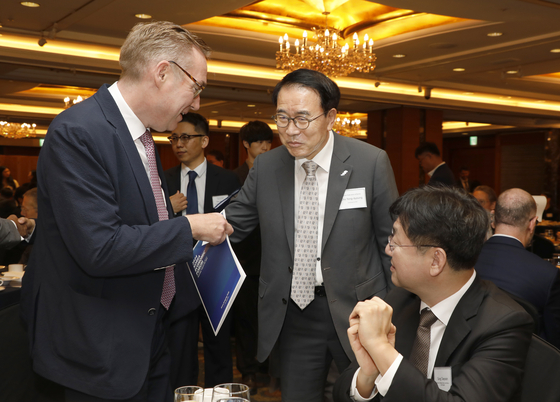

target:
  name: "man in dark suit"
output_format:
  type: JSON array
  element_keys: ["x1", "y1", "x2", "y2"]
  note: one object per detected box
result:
[
  {"x1": 20, "y1": 21, "x2": 232, "y2": 402},
  {"x1": 415, "y1": 142, "x2": 456, "y2": 187},
  {"x1": 226, "y1": 69, "x2": 399, "y2": 401},
  {"x1": 164, "y1": 112, "x2": 240, "y2": 388},
  {"x1": 334, "y1": 186, "x2": 533, "y2": 402},
  {"x1": 476, "y1": 188, "x2": 560, "y2": 347}
]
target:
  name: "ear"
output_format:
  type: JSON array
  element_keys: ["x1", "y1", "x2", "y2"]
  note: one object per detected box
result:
[
  {"x1": 201, "y1": 136, "x2": 209, "y2": 149},
  {"x1": 528, "y1": 216, "x2": 537, "y2": 233},
  {"x1": 154, "y1": 60, "x2": 171, "y2": 88},
  {"x1": 326, "y1": 108, "x2": 337, "y2": 131},
  {"x1": 242, "y1": 140, "x2": 250, "y2": 150},
  {"x1": 429, "y1": 247, "x2": 447, "y2": 277}
]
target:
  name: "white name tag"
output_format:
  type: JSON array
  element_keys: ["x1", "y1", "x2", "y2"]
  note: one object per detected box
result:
[
  {"x1": 339, "y1": 188, "x2": 367, "y2": 210},
  {"x1": 433, "y1": 367, "x2": 452, "y2": 391},
  {"x1": 212, "y1": 195, "x2": 228, "y2": 208}
]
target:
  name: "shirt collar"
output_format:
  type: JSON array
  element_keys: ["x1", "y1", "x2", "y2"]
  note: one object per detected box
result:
[
  {"x1": 427, "y1": 161, "x2": 446, "y2": 177},
  {"x1": 181, "y1": 158, "x2": 207, "y2": 178},
  {"x1": 295, "y1": 130, "x2": 334, "y2": 173},
  {"x1": 107, "y1": 82, "x2": 147, "y2": 141},
  {"x1": 491, "y1": 233, "x2": 523, "y2": 245},
  {"x1": 420, "y1": 271, "x2": 476, "y2": 326}
]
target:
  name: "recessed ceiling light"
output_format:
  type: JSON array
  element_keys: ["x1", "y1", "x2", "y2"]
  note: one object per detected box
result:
[
  {"x1": 487, "y1": 32, "x2": 503, "y2": 37},
  {"x1": 551, "y1": 49, "x2": 560, "y2": 53},
  {"x1": 247, "y1": 104, "x2": 256, "y2": 108},
  {"x1": 21, "y1": 2, "x2": 40, "y2": 7},
  {"x1": 135, "y1": 14, "x2": 152, "y2": 19},
  {"x1": 506, "y1": 70, "x2": 519, "y2": 74},
  {"x1": 499, "y1": 96, "x2": 512, "y2": 99},
  {"x1": 211, "y1": 111, "x2": 219, "y2": 114},
  {"x1": 392, "y1": 54, "x2": 406, "y2": 58},
  {"x1": 453, "y1": 68, "x2": 465, "y2": 72},
  {"x1": 463, "y1": 92, "x2": 474, "y2": 95}
]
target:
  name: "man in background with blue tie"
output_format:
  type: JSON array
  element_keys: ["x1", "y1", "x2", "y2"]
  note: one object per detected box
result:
[
  {"x1": 164, "y1": 112, "x2": 240, "y2": 389},
  {"x1": 334, "y1": 186, "x2": 533, "y2": 402},
  {"x1": 21, "y1": 21, "x2": 232, "y2": 402}
]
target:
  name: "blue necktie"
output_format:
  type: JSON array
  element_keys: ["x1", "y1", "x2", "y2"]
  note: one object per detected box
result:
[{"x1": 186, "y1": 170, "x2": 198, "y2": 215}]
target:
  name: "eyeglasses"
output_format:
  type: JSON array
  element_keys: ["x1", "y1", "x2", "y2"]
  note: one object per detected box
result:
[
  {"x1": 272, "y1": 112, "x2": 326, "y2": 130},
  {"x1": 167, "y1": 134, "x2": 205, "y2": 145},
  {"x1": 387, "y1": 234, "x2": 438, "y2": 252},
  {"x1": 168, "y1": 60, "x2": 205, "y2": 98}
]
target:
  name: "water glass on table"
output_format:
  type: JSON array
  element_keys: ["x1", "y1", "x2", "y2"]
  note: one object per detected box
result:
[
  {"x1": 175, "y1": 385, "x2": 203, "y2": 401},
  {"x1": 212, "y1": 383, "x2": 251, "y2": 401}
]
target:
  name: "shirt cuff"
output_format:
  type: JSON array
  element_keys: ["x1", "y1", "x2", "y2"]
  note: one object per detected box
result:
[
  {"x1": 350, "y1": 367, "x2": 378, "y2": 402},
  {"x1": 375, "y1": 354, "x2": 403, "y2": 396}
]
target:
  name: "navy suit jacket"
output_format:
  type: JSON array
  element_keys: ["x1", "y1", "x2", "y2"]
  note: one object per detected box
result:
[
  {"x1": 164, "y1": 162, "x2": 240, "y2": 216},
  {"x1": 475, "y1": 235, "x2": 560, "y2": 347},
  {"x1": 21, "y1": 84, "x2": 197, "y2": 399},
  {"x1": 428, "y1": 163, "x2": 456, "y2": 187},
  {"x1": 334, "y1": 278, "x2": 533, "y2": 402}
]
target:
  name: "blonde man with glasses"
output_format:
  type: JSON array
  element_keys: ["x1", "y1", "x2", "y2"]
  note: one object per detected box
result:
[{"x1": 22, "y1": 21, "x2": 232, "y2": 402}]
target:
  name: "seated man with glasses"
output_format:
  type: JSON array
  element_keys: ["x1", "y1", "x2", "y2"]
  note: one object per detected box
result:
[
  {"x1": 226, "y1": 68, "x2": 399, "y2": 401},
  {"x1": 334, "y1": 186, "x2": 533, "y2": 402}
]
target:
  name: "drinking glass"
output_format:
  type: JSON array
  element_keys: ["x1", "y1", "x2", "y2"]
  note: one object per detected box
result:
[
  {"x1": 175, "y1": 385, "x2": 203, "y2": 401},
  {"x1": 212, "y1": 383, "x2": 250, "y2": 401},
  {"x1": 215, "y1": 398, "x2": 249, "y2": 402}
]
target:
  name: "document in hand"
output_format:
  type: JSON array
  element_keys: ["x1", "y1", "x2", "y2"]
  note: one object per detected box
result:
[{"x1": 188, "y1": 219, "x2": 246, "y2": 335}]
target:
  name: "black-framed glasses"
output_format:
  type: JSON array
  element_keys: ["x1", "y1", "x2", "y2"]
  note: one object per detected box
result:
[
  {"x1": 168, "y1": 60, "x2": 205, "y2": 98},
  {"x1": 272, "y1": 112, "x2": 326, "y2": 130},
  {"x1": 387, "y1": 235, "x2": 438, "y2": 252},
  {"x1": 167, "y1": 134, "x2": 205, "y2": 145}
]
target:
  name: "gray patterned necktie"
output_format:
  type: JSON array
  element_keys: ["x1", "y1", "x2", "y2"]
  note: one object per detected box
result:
[
  {"x1": 291, "y1": 160, "x2": 319, "y2": 310},
  {"x1": 410, "y1": 308, "x2": 438, "y2": 377}
]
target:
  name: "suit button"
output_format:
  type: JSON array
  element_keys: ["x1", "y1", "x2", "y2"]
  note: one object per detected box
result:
[
  {"x1": 282, "y1": 298, "x2": 287, "y2": 305},
  {"x1": 148, "y1": 308, "x2": 156, "y2": 316},
  {"x1": 288, "y1": 266, "x2": 293, "y2": 273}
]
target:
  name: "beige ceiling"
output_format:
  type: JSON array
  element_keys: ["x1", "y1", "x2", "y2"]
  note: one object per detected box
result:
[{"x1": 2, "y1": 0, "x2": 560, "y2": 136}]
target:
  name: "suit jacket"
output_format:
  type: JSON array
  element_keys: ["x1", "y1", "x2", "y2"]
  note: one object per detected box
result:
[
  {"x1": 475, "y1": 235, "x2": 560, "y2": 347},
  {"x1": 334, "y1": 278, "x2": 534, "y2": 402},
  {"x1": 0, "y1": 218, "x2": 23, "y2": 249},
  {"x1": 20, "y1": 84, "x2": 197, "y2": 399},
  {"x1": 164, "y1": 162, "x2": 241, "y2": 216},
  {"x1": 429, "y1": 163, "x2": 456, "y2": 187},
  {"x1": 226, "y1": 133, "x2": 399, "y2": 361}
]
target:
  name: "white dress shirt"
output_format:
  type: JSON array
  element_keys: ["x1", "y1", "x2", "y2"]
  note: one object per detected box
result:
[
  {"x1": 427, "y1": 162, "x2": 446, "y2": 177},
  {"x1": 294, "y1": 130, "x2": 334, "y2": 286},
  {"x1": 180, "y1": 159, "x2": 207, "y2": 215},
  {"x1": 351, "y1": 271, "x2": 477, "y2": 401}
]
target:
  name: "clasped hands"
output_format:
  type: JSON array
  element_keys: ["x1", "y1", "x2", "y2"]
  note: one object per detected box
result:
[
  {"x1": 348, "y1": 297, "x2": 398, "y2": 396},
  {"x1": 7, "y1": 214, "x2": 35, "y2": 238}
]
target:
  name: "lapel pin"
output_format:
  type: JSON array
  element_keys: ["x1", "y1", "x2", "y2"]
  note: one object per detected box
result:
[{"x1": 341, "y1": 170, "x2": 348, "y2": 176}]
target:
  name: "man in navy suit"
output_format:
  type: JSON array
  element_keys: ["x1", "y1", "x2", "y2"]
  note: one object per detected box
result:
[
  {"x1": 415, "y1": 142, "x2": 456, "y2": 187},
  {"x1": 476, "y1": 188, "x2": 560, "y2": 347},
  {"x1": 164, "y1": 112, "x2": 240, "y2": 388},
  {"x1": 334, "y1": 186, "x2": 533, "y2": 402},
  {"x1": 21, "y1": 21, "x2": 232, "y2": 402}
]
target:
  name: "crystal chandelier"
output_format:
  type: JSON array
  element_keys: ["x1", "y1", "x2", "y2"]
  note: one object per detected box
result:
[
  {"x1": 275, "y1": 13, "x2": 376, "y2": 78},
  {"x1": 64, "y1": 95, "x2": 86, "y2": 108},
  {"x1": 333, "y1": 114, "x2": 362, "y2": 137},
  {"x1": 0, "y1": 121, "x2": 38, "y2": 138}
]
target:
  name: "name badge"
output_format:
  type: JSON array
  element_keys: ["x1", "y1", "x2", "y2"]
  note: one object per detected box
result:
[
  {"x1": 339, "y1": 188, "x2": 367, "y2": 210},
  {"x1": 433, "y1": 367, "x2": 452, "y2": 391},
  {"x1": 212, "y1": 195, "x2": 228, "y2": 208}
]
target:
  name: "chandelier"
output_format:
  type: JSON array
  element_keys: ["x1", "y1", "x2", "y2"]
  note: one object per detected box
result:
[
  {"x1": 275, "y1": 13, "x2": 376, "y2": 78},
  {"x1": 64, "y1": 95, "x2": 86, "y2": 108},
  {"x1": 333, "y1": 114, "x2": 362, "y2": 137},
  {"x1": 0, "y1": 121, "x2": 38, "y2": 138}
]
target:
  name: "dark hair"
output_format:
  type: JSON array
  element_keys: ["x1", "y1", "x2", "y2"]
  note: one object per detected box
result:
[
  {"x1": 415, "y1": 142, "x2": 441, "y2": 158},
  {"x1": 272, "y1": 69, "x2": 340, "y2": 113},
  {"x1": 0, "y1": 166, "x2": 17, "y2": 190},
  {"x1": 473, "y1": 185, "x2": 497, "y2": 204},
  {"x1": 0, "y1": 186, "x2": 14, "y2": 199},
  {"x1": 207, "y1": 149, "x2": 224, "y2": 162},
  {"x1": 494, "y1": 189, "x2": 536, "y2": 228},
  {"x1": 29, "y1": 170, "x2": 37, "y2": 186},
  {"x1": 180, "y1": 113, "x2": 209, "y2": 136},
  {"x1": 389, "y1": 186, "x2": 488, "y2": 271},
  {"x1": 240, "y1": 120, "x2": 273, "y2": 146},
  {"x1": 460, "y1": 166, "x2": 469, "y2": 171}
]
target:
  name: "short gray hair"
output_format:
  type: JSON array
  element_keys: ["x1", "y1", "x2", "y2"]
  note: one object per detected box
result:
[{"x1": 120, "y1": 21, "x2": 211, "y2": 81}]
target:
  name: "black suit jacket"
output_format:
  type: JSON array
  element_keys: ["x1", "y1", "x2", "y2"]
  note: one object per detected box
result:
[
  {"x1": 334, "y1": 277, "x2": 533, "y2": 402},
  {"x1": 164, "y1": 162, "x2": 240, "y2": 216},
  {"x1": 428, "y1": 163, "x2": 456, "y2": 187},
  {"x1": 21, "y1": 85, "x2": 197, "y2": 399},
  {"x1": 476, "y1": 235, "x2": 560, "y2": 347}
]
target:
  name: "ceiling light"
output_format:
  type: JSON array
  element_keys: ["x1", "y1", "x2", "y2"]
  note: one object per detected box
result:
[
  {"x1": 135, "y1": 14, "x2": 152, "y2": 19},
  {"x1": 536, "y1": 100, "x2": 547, "y2": 103},
  {"x1": 211, "y1": 111, "x2": 219, "y2": 114},
  {"x1": 487, "y1": 32, "x2": 502, "y2": 37},
  {"x1": 506, "y1": 70, "x2": 519, "y2": 74},
  {"x1": 463, "y1": 92, "x2": 474, "y2": 95},
  {"x1": 21, "y1": 2, "x2": 40, "y2": 7},
  {"x1": 551, "y1": 49, "x2": 560, "y2": 53},
  {"x1": 247, "y1": 104, "x2": 256, "y2": 107},
  {"x1": 453, "y1": 68, "x2": 465, "y2": 72},
  {"x1": 393, "y1": 54, "x2": 406, "y2": 58}
]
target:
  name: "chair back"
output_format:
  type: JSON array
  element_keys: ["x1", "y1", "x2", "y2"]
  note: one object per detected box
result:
[
  {"x1": 520, "y1": 334, "x2": 560, "y2": 402},
  {"x1": 502, "y1": 290, "x2": 541, "y2": 334}
]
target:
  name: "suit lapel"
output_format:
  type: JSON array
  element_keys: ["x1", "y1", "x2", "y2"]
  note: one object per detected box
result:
[
  {"x1": 435, "y1": 277, "x2": 484, "y2": 366},
  {"x1": 276, "y1": 148, "x2": 295, "y2": 258},
  {"x1": 322, "y1": 134, "x2": 352, "y2": 250},
  {"x1": 205, "y1": 163, "x2": 219, "y2": 213}
]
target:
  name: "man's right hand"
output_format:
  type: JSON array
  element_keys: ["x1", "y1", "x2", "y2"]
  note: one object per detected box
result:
[
  {"x1": 186, "y1": 213, "x2": 233, "y2": 245},
  {"x1": 8, "y1": 214, "x2": 34, "y2": 238},
  {"x1": 170, "y1": 191, "x2": 187, "y2": 214}
]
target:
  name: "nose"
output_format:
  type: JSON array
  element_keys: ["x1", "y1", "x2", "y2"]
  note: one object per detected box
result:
[
  {"x1": 189, "y1": 95, "x2": 201, "y2": 112},
  {"x1": 385, "y1": 242, "x2": 393, "y2": 256},
  {"x1": 285, "y1": 119, "x2": 300, "y2": 136}
]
